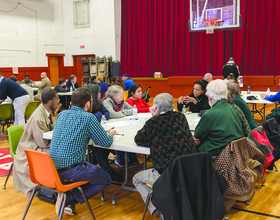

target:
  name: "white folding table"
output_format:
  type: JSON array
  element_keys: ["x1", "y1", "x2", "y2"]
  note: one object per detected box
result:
[{"x1": 43, "y1": 112, "x2": 200, "y2": 204}]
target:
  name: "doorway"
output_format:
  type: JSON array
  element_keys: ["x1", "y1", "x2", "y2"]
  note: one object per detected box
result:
[
  {"x1": 73, "y1": 54, "x2": 95, "y2": 86},
  {"x1": 46, "y1": 54, "x2": 65, "y2": 86}
]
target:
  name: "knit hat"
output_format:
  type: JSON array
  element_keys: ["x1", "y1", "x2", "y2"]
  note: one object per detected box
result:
[{"x1": 122, "y1": 74, "x2": 129, "y2": 77}]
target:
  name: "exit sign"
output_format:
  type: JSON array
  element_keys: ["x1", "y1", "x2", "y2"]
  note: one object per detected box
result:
[{"x1": 80, "y1": 45, "x2": 85, "y2": 49}]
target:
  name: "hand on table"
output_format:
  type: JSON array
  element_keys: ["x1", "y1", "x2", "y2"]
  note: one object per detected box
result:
[
  {"x1": 108, "y1": 129, "x2": 116, "y2": 137},
  {"x1": 260, "y1": 93, "x2": 269, "y2": 100}
]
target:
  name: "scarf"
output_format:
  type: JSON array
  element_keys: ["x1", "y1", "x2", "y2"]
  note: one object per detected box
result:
[{"x1": 111, "y1": 98, "x2": 124, "y2": 112}]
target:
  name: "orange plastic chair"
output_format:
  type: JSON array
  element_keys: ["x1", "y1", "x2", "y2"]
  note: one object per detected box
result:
[{"x1": 23, "y1": 149, "x2": 96, "y2": 220}]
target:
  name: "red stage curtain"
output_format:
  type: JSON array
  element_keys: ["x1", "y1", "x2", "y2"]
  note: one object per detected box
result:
[{"x1": 121, "y1": 0, "x2": 280, "y2": 77}]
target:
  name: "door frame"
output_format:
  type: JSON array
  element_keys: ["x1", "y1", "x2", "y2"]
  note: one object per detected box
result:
[{"x1": 46, "y1": 53, "x2": 65, "y2": 86}]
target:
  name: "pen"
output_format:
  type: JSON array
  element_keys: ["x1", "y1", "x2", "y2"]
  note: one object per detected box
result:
[
  {"x1": 116, "y1": 134, "x2": 124, "y2": 136},
  {"x1": 109, "y1": 127, "x2": 115, "y2": 130}
]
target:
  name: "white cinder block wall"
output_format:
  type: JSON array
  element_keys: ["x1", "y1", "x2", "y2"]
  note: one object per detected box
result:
[{"x1": 0, "y1": 0, "x2": 121, "y2": 67}]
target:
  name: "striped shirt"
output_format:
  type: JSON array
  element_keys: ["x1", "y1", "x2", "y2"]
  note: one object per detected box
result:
[{"x1": 49, "y1": 106, "x2": 113, "y2": 169}]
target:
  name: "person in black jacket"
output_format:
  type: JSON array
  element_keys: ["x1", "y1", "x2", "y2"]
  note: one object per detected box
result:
[
  {"x1": 54, "y1": 78, "x2": 69, "y2": 93},
  {"x1": 66, "y1": 75, "x2": 80, "y2": 91},
  {"x1": 177, "y1": 80, "x2": 210, "y2": 113},
  {"x1": 153, "y1": 153, "x2": 226, "y2": 220},
  {"x1": 54, "y1": 78, "x2": 69, "y2": 109},
  {"x1": 133, "y1": 93, "x2": 197, "y2": 216},
  {"x1": 222, "y1": 57, "x2": 240, "y2": 80}
]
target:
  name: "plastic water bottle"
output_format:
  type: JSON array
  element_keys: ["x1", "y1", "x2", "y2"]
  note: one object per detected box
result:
[
  {"x1": 100, "y1": 115, "x2": 107, "y2": 130},
  {"x1": 133, "y1": 105, "x2": 138, "y2": 120},
  {"x1": 267, "y1": 88, "x2": 270, "y2": 96},
  {"x1": 70, "y1": 86, "x2": 73, "y2": 92},
  {"x1": 182, "y1": 105, "x2": 187, "y2": 113}
]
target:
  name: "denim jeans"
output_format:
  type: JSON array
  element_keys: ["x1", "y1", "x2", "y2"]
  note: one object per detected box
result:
[{"x1": 58, "y1": 161, "x2": 112, "y2": 204}]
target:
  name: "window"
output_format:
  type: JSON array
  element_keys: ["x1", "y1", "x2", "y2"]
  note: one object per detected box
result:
[{"x1": 73, "y1": 0, "x2": 90, "y2": 27}]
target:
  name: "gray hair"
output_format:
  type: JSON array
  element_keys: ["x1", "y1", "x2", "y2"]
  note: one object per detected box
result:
[
  {"x1": 227, "y1": 83, "x2": 241, "y2": 98},
  {"x1": 203, "y1": 73, "x2": 212, "y2": 81},
  {"x1": 206, "y1": 79, "x2": 228, "y2": 101},
  {"x1": 105, "y1": 85, "x2": 123, "y2": 99},
  {"x1": 153, "y1": 93, "x2": 174, "y2": 113}
]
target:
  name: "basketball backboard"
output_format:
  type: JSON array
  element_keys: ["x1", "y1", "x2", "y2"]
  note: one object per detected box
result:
[{"x1": 189, "y1": 0, "x2": 241, "y2": 32}]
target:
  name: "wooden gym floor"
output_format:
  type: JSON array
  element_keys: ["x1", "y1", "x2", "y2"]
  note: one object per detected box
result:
[{"x1": 0, "y1": 102, "x2": 279, "y2": 219}]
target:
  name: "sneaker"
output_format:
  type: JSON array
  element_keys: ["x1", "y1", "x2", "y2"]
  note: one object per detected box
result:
[
  {"x1": 55, "y1": 192, "x2": 63, "y2": 215},
  {"x1": 115, "y1": 160, "x2": 125, "y2": 167},
  {"x1": 108, "y1": 169, "x2": 124, "y2": 182},
  {"x1": 64, "y1": 201, "x2": 76, "y2": 216}
]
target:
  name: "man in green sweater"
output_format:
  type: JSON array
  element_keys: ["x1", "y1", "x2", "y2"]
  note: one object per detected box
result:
[{"x1": 194, "y1": 79, "x2": 243, "y2": 157}]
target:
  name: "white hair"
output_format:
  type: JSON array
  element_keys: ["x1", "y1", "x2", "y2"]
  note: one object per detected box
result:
[
  {"x1": 105, "y1": 85, "x2": 123, "y2": 99},
  {"x1": 203, "y1": 73, "x2": 212, "y2": 81},
  {"x1": 153, "y1": 93, "x2": 174, "y2": 113},
  {"x1": 206, "y1": 79, "x2": 228, "y2": 101}
]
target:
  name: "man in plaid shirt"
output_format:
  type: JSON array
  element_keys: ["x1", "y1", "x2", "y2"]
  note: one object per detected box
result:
[{"x1": 50, "y1": 88, "x2": 116, "y2": 216}]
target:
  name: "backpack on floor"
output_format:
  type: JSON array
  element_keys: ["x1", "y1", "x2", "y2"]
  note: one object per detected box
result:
[
  {"x1": 36, "y1": 188, "x2": 57, "y2": 204},
  {"x1": 247, "y1": 126, "x2": 274, "y2": 183},
  {"x1": 263, "y1": 118, "x2": 280, "y2": 169},
  {"x1": 266, "y1": 107, "x2": 280, "y2": 124}
]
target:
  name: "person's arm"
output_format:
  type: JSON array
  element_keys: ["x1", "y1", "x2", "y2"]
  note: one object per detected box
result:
[
  {"x1": 192, "y1": 96, "x2": 211, "y2": 110},
  {"x1": 33, "y1": 79, "x2": 47, "y2": 89},
  {"x1": 121, "y1": 102, "x2": 133, "y2": 115},
  {"x1": 264, "y1": 90, "x2": 280, "y2": 102},
  {"x1": 93, "y1": 112, "x2": 102, "y2": 122},
  {"x1": 194, "y1": 113, "x2": 211, "y2": 142},
  {"x1": 102, "y1": 106, "x2": 110, "y2": 120},
  {"x1": 65, "y1": 81, "x2": 71, "y2": 89},
  {"x1": 54, "y1": 85, "x2": 65, "y2": 92},
  {"x1": 34, "y1": 118, "x2": 52, "y2": 149},
  {"x1": 123, "y1": 81, "x2": 129, "y2": 91},
  {"x1": 177, "y1": 96, "x2": 190, "y2": 111},
  {"x1": 103, "y1": 99, "x2": 127, "y2": 118},
  {"x1": 88, "y1": 116, "x2": 114, "y2": 148},
  {"x1": 137, "y1": 99, "x2": 151, "y2": 113},
  {"x1": 75, "y1": 82, "x2": 80, "y2": 88},
  {"x1": 232, "y1": 104, "x2": 251, "y2": 137},
  {"x1": 134, "y1": 120, "x2": 152, "y2": 147}
]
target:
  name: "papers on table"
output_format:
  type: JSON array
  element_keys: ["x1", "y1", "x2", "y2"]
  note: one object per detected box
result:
[
  {"x1": 113, "y1": 135, "x2": 122, "y2": 141},
  {"x1": 188, "y1": 118, "x2": 200, "y2": 126},
  {"x1": 124, "y1": 113, "x2": 152, "y2": 119},
  {"x1": 107, "y1": 121, "x2": 135, "y2": 127}
]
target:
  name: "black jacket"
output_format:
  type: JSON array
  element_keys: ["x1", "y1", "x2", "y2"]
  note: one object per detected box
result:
[
  {"x1": 222, "y1": 61, "x2": 240, "y2": 80},
  {"x1": 54, "y1": 84, "x2": 69, "y2": 93},
  {"x1": 152, "y1": 153, "x2": 226, "y2": 220},
  {"x1": 66, "y1": 80, "x2": 80, "y2": 91},
  {"x1": 177, "y1": 93, "x2": 210, "y2": 113}
]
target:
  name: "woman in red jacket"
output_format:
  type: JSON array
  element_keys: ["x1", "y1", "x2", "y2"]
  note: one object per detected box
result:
[{"x1": 126, "y1": 84, "x2": 151, "y2": 112}]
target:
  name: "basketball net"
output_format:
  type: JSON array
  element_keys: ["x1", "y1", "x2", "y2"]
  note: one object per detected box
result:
[{"x1": 203, "y1": 18, "x2": 217, "y2": 34}]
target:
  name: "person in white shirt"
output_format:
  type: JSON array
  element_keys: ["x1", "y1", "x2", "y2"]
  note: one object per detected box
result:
[{"x1": 17, "y1": 81, "x2": 34, "y2": 101}]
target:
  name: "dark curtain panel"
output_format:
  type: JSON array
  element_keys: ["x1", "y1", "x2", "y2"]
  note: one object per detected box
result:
[{"x1": 121, "y1": 0, "x2": 280, "y2": 77}]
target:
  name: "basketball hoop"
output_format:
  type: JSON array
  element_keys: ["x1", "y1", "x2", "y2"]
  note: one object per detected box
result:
[{"x1": 203, "y1": 18, "x2": 218, "y2": 34}]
